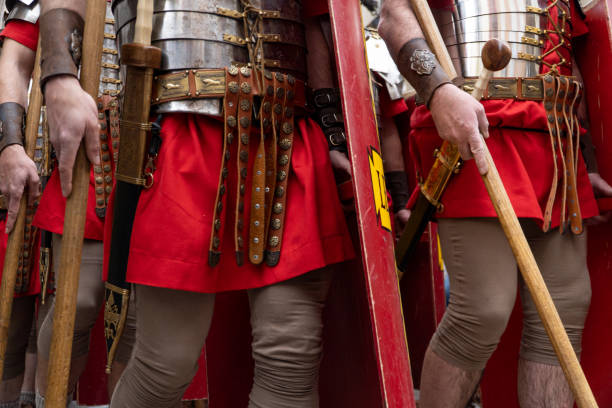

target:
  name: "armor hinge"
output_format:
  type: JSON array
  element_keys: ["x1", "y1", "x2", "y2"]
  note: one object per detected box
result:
[
  {"x1": 526, "y1": 5, "x2": 546, "y2": 14},
  {"x1": 521, "y1": 36, "x2": 543, "y2": 46},
  {"x1": 223, "y1": 34, "x2": 247, "y2": 46},
  {"x1": 525, "y1": 25, "x2": 544, "y2": 35}
]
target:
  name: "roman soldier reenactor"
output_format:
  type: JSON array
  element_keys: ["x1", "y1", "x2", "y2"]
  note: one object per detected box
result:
[
  {"x1": 0, "y1": 1, "x2": 136, "y2": 406},
  {"x1": 379, "y1": 0, "x2": 612, "y2": 406},
  {"x1": 39, "y1": 0, "x2": 355, "y2": 406}
]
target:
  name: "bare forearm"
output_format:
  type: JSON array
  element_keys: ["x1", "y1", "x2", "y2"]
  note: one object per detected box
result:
[
  {"x1": 41, "y1": 0, "x2": 85, "y2": 16},
  {"x1": 381, "y1": 116, "x2": 406, "y2": 172},
  {"x1": 0, "y1": 39, "x2": 35, "y2": 106},
  {"x1": 378, "y1": 0, "x2": 425, "y2": 60}
]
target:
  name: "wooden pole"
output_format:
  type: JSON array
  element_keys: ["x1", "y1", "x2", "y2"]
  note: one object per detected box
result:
[
  {"x1": 0, "y1": 41, "x2": 43, "y2": 380},
  {"x1": 44, "y1": 1, "x2": 106, "y2": 406}
]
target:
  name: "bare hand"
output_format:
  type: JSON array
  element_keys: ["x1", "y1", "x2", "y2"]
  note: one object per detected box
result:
[
  {"x1": 329, "y1": 150, "x2": 352, "y2": 177},
  {"x1": 0, "y1": 145, "x2": 40, "y2": 233},
  {"x1": 44, "y1": 75, "x2": 100, "y2": 197},
  {"x1": 586, "y1": 172, "x2": 612, "y2": 226},
  {"x1": 394, "y1": 208, "x2": 411, "y2": 237},
  {"x1": 429, "y1": 83, "x2": 490, "y2": 175}
]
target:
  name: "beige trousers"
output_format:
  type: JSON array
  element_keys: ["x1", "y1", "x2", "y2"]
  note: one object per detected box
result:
[
  {"x1": 110, "y1": 267, "x2": 332, "y2": 408},
  {"x1": 430, "y1": 218, "x2": 591, "y2": 370}
]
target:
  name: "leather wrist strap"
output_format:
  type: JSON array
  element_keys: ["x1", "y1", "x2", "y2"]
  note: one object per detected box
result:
[
  {"x1": 40, "y1": 8, "x2": 84, "y2": 91},
  {"x1": 385, "y1": 171, "x2": 410, "y2": 213},
  {"x1": 397, "y1": 38, "x2": 451, "y2": 109},
  {"x1": 0, "y1": 102, "x2": 25, "y2": 155},
  {"x1": 312, "y1": 88, "x2": 347, "y2": 152}
]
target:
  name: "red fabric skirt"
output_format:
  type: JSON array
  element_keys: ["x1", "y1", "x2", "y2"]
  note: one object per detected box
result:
[
  {"x1": 408, "y1": 100, "x2": 599, "y2": 228},
  {"x1": 105, "y1": 114, "x2": 354, "y2": 293},
  {"x1": 33, "y1": 170, "x2": 105, "y2": 241},
  {"x1": 0, "y1": 218, "x2": 41, "y2": 297}
]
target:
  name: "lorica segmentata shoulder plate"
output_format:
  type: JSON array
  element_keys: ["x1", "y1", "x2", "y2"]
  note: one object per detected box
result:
[{"x1": 5, "y1": 0, "x2": 39, "y2": 25}]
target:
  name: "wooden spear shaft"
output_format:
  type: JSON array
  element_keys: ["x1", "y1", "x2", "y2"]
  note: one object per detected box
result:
[
  {"x1": 45, "y1": 1, "x2": 106, "y2": 406},
  {"x1": 0, "y1": 41, "x2": 43, "y2": 380}
]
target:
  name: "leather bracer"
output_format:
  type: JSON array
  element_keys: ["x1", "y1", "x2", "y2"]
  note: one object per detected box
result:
[
  {"x1": 397, "y1": 38, "x2": 451, "y2": 108},
  {"x1": 0, "y1": 102, "x2": 25, "y2": 155},
  {"x1": 40, "y1": 8, "x2": 84, "y2": 90},
  {"x1": 312, "y1": 88, "x2": 347, "y2": 153}
]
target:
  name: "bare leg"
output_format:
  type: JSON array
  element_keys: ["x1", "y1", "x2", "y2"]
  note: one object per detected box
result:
[
  {"x1": 517, "y1": 359, "x2": 573, "y2": 408},
  {"x1": 419, "y1": 347, "x2": 481, "y2": 408}
]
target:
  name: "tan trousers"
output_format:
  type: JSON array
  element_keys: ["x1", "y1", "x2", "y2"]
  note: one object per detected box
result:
[
  {"x1": 110, "y1": 268, "x2": 332, "y2": 408},
  {"x1": 38, "y1": 235, "x2": 135, "y2": 366},
  {"x1": 430, "y1": 218, "x2": 591, "y2": 370}
]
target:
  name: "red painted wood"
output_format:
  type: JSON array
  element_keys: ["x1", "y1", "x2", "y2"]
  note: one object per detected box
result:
[
  {"x1": 481, "y1": 1, "x2": 612, "y2": 405},
  {"x1": 328, "y1": 0, "x2": 415, "y2": 406}
]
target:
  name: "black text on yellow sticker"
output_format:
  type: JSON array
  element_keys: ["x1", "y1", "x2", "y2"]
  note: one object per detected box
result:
[{"x1": 368, "y1": 146, "x2": 392, "y2": 231}]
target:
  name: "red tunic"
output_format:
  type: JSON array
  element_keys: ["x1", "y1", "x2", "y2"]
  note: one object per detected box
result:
[
  {"x1": 407, "y1": 0, "x2": 599, "y2": 227},
  {"x1": 104, "y1": 115, "x2": 354, "y2": 293},
  {"x1": 1, "y1": 20, "x2": 105, "y2": 241},
  {"x1": 0, "y1": 217, "x2": 41, "y2": 297}
]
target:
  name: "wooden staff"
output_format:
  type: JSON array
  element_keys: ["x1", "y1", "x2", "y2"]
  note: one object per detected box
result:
[
  {"x1": 45, "y1": 1, "x2": 106, "y2": 406},
  {"x1": 409, "y1": 1, "x2": 598, "y2": 405},
  {"x1": 0, "y1": 41, "x2": 43, "y2": 380}
]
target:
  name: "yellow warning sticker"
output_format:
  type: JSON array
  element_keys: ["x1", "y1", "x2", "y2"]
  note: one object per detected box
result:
[{"x1": 368, "y1": 146, "x2": 392, "y2": 231}]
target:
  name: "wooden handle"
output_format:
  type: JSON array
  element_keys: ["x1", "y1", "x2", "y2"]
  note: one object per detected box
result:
[
  {"x1": 479, "y1": 143, "x2": 598, "y2": 408},
  {"x1": 409, "y1": 0, "x2": 457, "y2": 80},
  {"x1": 44, "y1": 1, "x2": 106, "y2": 406},
  {"x1": 0, "y1": 41, "x2": 43, "y2": 381},
  {"x1": 134, "y1": 0, "x2": 154, "y2": 45}
]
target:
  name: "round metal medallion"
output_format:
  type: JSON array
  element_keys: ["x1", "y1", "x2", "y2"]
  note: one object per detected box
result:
[
  {"x1": 228, "y1": 66, "x2": 239, "y2": 76},
  {"x1": 240, "y1": 150, "x2": 248, "y2": 162},
  {"x1": 241, "y1": 133, "x2": 249, "y2": 145},
  {"x1": 241, "y1": 82, "x2": 252, "y2": 94},
  {"x1": 279, "y1": 154, "x2": 289, "y2": 166},
  {"x1": 282, "y1": 122, "x2": 293, "y2": 135},
  {"x1": 269, "y1": 236, "x2": 280, "y2": 248},
  {"x1": 276, "y1": 88, "x2": 285, "y2": 98},
  {"x1": 263, "y1": 102, "x2": 271, "y2": 113},
  {"x1": 279, "y1": 138, "x2": 292, "y2": 150},
  {"x1": 271, "y1": 218, "x2": 281, "y2": 230},
  {"x1": 273, "y1": 203, "x2": 283, "y2": 214},
  {"x1": 275, "y1": 72, "x2": 284, "y2": 82},
  {"x1": 228, "y1": 81, "x2": 239, "y2": 93},
  {"x1": 275, "y1": 186, "x2": 285, "y2": 198},
  {"x1": 240, "y1": 99, "x2": 251, "y2": 111},
  {"x1": 240, "y1": 117, "x2": 250, "y2": 128},
  {"x1": 94, "y1": 166, "x2": 102, "y2": 174},
  {"x1": 240, "y1": 67, "x2": 252, "y2": 77},
  {"x1": 214, "y1": 219, "x2": 221, "y2": 231},
  {"x1": 277, "y1": 170, "x2": 287, "y2": 181},
  {"x1": 213, "y1": 236, "x2": 220, "y2": 249},
  {"x1": 227, "y1": 116, "x2": 237, "y2": 128}
]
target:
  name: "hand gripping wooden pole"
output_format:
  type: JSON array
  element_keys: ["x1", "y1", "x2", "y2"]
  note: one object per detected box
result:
[
  {"x1": 409, "y1": 0, "x2": 598, "y2": 403},
  {"x1": 0, "y1": 41, "x2": 43, "y2": 381},
  {"x1": 475, "y1": 44, "x2": 598, "y2": 408},
  {"x1": 45, "y1": 1, "x2": 106, "y2": 406}
]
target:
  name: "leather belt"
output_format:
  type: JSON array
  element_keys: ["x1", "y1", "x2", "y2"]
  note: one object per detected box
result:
[
  {"x1": 152, "y1": 68, "x2": 306, "y2": 109},
  {"x1": 93, "y1": 94, "x2": 120, "y2": 218},
  {"x1": 208, "y1": 66, "x2": 297, "y2": 267},
  {"x1": 461, "y1": 77, "x2": 546, "y2": 100}
]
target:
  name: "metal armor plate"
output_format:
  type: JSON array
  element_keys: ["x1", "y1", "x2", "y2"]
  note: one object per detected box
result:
[
  {"x1": 100, "y1": 2, "x2": 121, "y2": 96},
  {"x1": 5, "y1": 0, "x2": 39, "y2": 25},
  {"x1": 447, "y1": 0, "x2": 548, "y2": 77},
  {"x1": 112, "y1": 0, "x2": 306, "y2": 116}
]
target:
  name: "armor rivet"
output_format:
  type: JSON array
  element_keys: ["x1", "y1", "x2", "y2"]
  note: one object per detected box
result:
[
  {"x1": 240, "y1": 151, "x2": 248, "y2": 162},
  {"x1": 273, "y1": 203, "x2": 283, "y2": 214},
  {"x1": 213, "y1": 236, "x2": 220, "y2": 249},
  {"x1": 227, "y1": 133, "x2": 234, "y2": 144},
  {"x1": 241, "y1": 168, "x2": 248, "y2": 178},
  {"x1": 241, "y1": 82, "x2": 252, "y2": 94},
  {"x1": 195, "y1": 91, "x2": 200, "y2": 96},
  {"x1": 547, "y1": 114, "x2": 554, "y2": 124},
  {"x1": 237, "y1": 236, "x2": 243, "y2": 248},
  {"x1": 241, "y1": 133, "x2": 249, "y2": 145},
  {"x1": 256, "y1": 187, "x2": 261, "y2": 192},
  {"x1": 94, "y1": 166, "x2": 102, "y2": 174},
  {"x1": 220, "y1": 185, "x2": 226, "y2": 196},
  {"x1": 229, "y1": 66, "x2": 239, "y2": 76},
  {"x1": 97, "y1": 199, "x2": 105, "y2": 206},
  {"x1": 104, "y1": 165, "x2": 111, "y2": 172},
  {"x1": 271, "y1": 218, "x2": 281, "y2": 230},
  {"x1": 269, "y1": 236, "x2": 279, "y2": 247},
  {"x1": 155, "y1": 98, "x2": 160, "y2": 102},
  {"x1": 100, "y1": 133, "x2": 108, "y2": 141},
  {"x1": 96, "y1": 187, "x2": 104, "y2": 194},
  {"x1": 545, "y1": 102, "x2": 553, "y2": 110},
  {"x1": 214, "y1": 219, "x2": 221, "y2": 231},
  {"x1": 285, "y1": 107, "x2": 293, "y2": 118},
  {"x1": 282, "y1": 122, "x2": 293, "y2": 135},
  {"x1": 274, "y1": 104, "x2": 282, "y2": 115},
  {"x1": 254, "y1": 220, "x2": 260, "y2": 226},
  {"x1": 240, "y1": 184, "x2": 246, "y2": 195},
  {"x1": 105, "y1": 186, "x2": 112, "y2": 194},
  {"x1": 277, "y1": 170, "x2": 287, "y2": 181},
  {"x1": 255, "y1": 203, "x2": 260, "y2": 209},
  {"x1": 95, "y1": 176, "x2": 103, "y2": 184},
  {"x1": 102, "y1": 143, "x2": 109, "y2": 151},
  {"x1": 275, "y1": 72, "x2": 284, "y2": 82},
  {"x1": 279, "y1": 154, "x2": 289, "y2": 166},
  {"x1": 254, "y1": 237, "x2": 259, "y2": 244},
  {"x1": 265, "y1": 186, "x2": 270, "y2": 192},
  {"x1": 240, "y1": 67, "x2": 252, "y2": 77},
  {"x1": 263, "y1": 102, "x2": 271, "y2": 113},
  {"x1": 217, "y1": 201, "x2": 223, "y2": 212},
  {"x1": 275, "y1": 186, "x2": 285, "y2": 198},
  {"x1": 229, "y1": 81, "x2": 239, "y2": 93},
  {"x1": 227, "y1": 116, "x2": 237, "y2": 128},
  {"x1": 240, "y1": 99, "x2": 251, "y2": 111},
  {"x1": 100, "y1": 122, "x2": 107, "y2": 130},
  {"x1": 105, "y1": 175, "x2": 112, "y2": 183},
  {"x1": 280, "y1": 138, "x2": 292, "y2": 150},
  {"x1": 98, "y1": 113, "x2": 105, "y2": 120},
  {"x1": 276, "y1": 88, "x2": 285, "y2": 98},
  {"x1": 240, "y1": 117, "x2": 250, "y2": 128},
  {"x1": 257, "y1": 170, "x2": 262, "y2": 176}
]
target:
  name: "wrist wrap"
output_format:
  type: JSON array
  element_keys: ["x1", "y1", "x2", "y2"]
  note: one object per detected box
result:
[{"x1": 0, "y1": 102, "x2": 26, "y2": 155}]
